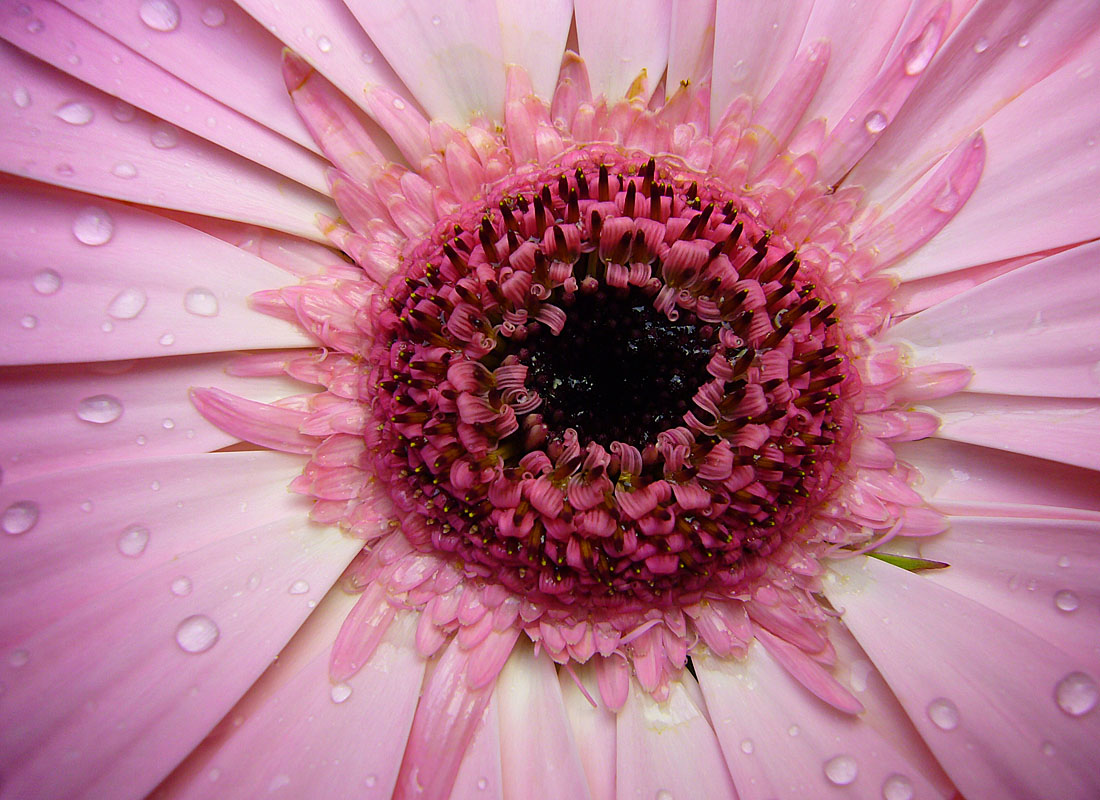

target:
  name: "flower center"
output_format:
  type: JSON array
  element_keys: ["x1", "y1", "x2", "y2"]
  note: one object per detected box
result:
[{"x1": 367, "y1": 152, "x2": 855, "y2": 611}]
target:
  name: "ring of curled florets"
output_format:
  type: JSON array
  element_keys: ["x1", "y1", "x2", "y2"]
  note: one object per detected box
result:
[{"x1": 365, "y1": 153, "x2": 856, "y2": 610}]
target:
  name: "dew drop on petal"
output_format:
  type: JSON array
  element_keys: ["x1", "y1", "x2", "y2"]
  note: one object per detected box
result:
[
  {"x1": 201, "y1": 5, "x2": 225, "y2": 27},
  {"x1": 159, "y1": 332, "x2": 176, "y2": 346},
  {"x1": 787, "y1": 725, "x2": 800, "y2": 737},
  {"x1": 162, "y1": 418, "x2": 175, "y2": 429},
  {"x1": 112, "y1": 101, "x2": 136, "y2": 122},
  {"x1": 430, "y1": 15, "x2": 441, "y2": 25},
  {"x1": 107, "y1": 288, "x2": 147, "y2": 320},
  {"x1": 246, "y1": 572, "x2": 261, "y2": 591},
  {"x1": 288, "y1": 579, "x2": 310, "y2": 595},
  {"x1": 170, "y1": 576, "x2": 193, "y2": 596},
  {"x1": 863, "y1": 111, "x2": 887, "y2": 135},
  {"x1": 76, "y1": 394, "x2": 123, "y2": 424},
  {"x1": 8, "y1": 649, "x2": 29, "y2": 667},
  {"x1": 1055, "y1": 672, "x2": 1098, "y2": 716},
  {"x1": 973, "y1": 36, "x2": 989, "y2": 54},
  {"x1": 1017, "y1": 33, "x2": 1030, "y2": 48},
  {"x1": 140, "y1": 0, "x2": 181, "y2": 32},
  {"x1": 20, "y1": 315, "x2": 37, "y2": 329},
  {"x1": 902, "y1": 19, "x2": 941, "y2": 76},
  {"x1": 882, "y1": 773, "x2": 914, "y2": 800},
  {"x1": 1057, "y1": 555, "x2": 1072, "y2": 568},
  {"x1": 183, "y1": 287, "x2": 219, "y2": 317},
  {"x1": 392, "y1": 97, "x2": 406, "y2": 110},
  {"x1": 55, "y1": 101, "x2": 93, "y2": 125},
  {"x1": 111, "y1": 161, "x2": 138, "y2": 179},
  {"x1": 12, "y1": 87, "x2": 31, "y2": 108},
  {"x1": 739, "y1": 738, "x2": 754, "y2": 754},
  {"x1": 926, "y1": 697, "x2": 959, "y2": 730},
  {"x1": 1054, "y1": 589, "x2": 1080, "y2": 612},
  {"x1": 116, "y1": 524, "x2": 150, "y2": 557},
  {"x1": 316, "y1": 35, "x2": 332, "y2": 53},
  {"x1": 2, "y1": 501, "x2": 39, "y2": 535},
  {"x1": 364, "y1": 776, "x2": 377, "y2": 788},
  {"x1": 72, "y1": 206, "x2": 114, "y2": 245},
  {"x1": 330, "y1": 682, "x2": 352, "y2": 703},
  {"x1": 1041, "y1": 741, "x2": 1056, "y2": 756},
  {"x1": 823, "y1": 755, "x2": 858, "y2": 786},
  {"x1": 931, "y1": 182, "x2": 960, "y2": 214},
  {"x1": 32, "y1": 269, "x2": 61, "y2": 295},
  {"x1": 26, "y1": 17, "x2": 43, "y2": 33},
  {"x1": 176, "y1": 614, "x2": 219, "y2": 653},
  {"x1": 151, "y1": 123, "x2": 179, "y2": 149},
  {"x1": 655, "y1": 791, "x2": 674, "y2": 800}
]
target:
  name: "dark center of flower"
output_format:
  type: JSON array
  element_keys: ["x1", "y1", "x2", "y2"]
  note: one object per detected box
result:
[{"x1": 367, "y1": 153, "x2": 854, "y2": 611}]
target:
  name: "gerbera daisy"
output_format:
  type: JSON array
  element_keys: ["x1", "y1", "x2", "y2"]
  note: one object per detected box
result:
[{"x1": 2, "y1": 1, "x2": 1099, "y2": 799}]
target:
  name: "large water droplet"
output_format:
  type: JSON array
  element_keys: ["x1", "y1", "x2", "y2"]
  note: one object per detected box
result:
[
  {"x1": 2, "y1": 501, "x2": 39, "y2": 535},
  {"x1": 823, "y1": 755, "x2": 858, "y2": 786},
  {"x1": 72, "y1": 206, "x2": 114, "y2": 245},
  {"x1": 55, "y1": 101, "x2": 93, "y2": 125},
  {"x1": 330, "y1": 682, "x2": 352, "y2": 703},
  {"x1": 288, "y1": 579, "x2": 310, "y2": 595},
  {"x1": 201, "y1": 5, "x2": 226, "y2": 26},
  {"x1": 176, "y1": 614, "x2": 219, "y2": 653},
  {"x1": 183, "y1": 287, "x2": 219, "y2": 317},
  {"x1": 1054, "y1": 589, "x2": 1080, "y2": 612},
  {"x1": 927, "y1": 697, "x2": 959, "y2": 730},
  {"x1": 76, "y1": 394, "x2": 123, "y2": 424},
  {"x1": 140, "y1": 0, "x2": 181, "y2": 32},
  {"x1": 170, "y1": 576, "x2": 193, "y2": 596},
  {"x1": 107, "y1": 288, "x2": 147, "y2": 320},
  {"x1": 151, "y1": 123, "x2": 179, "y2": 149},
  {"x1": 12, "y1": 86, "x2": 31, "y2": 108},
  {"x1": 903, "y1": 18, "x2": 943, "y2": 76},
  {"x1": 863, "y1": 111, "x2": 888, "y2": 135},
  {"x1": 32, "y1": 269, "x2": 61, "y2": 295},
  {"x1": 882, "y1": 773, "x2": 914, "y2": 800},
  {"x1": 1055, "y1": 672, "x2": 1098, "y2": 716},
  {"x1": 111, "y1": 161, "x2": 138, "y2": 179},
  {"x1": 116, "y1": 524, "x2": 150, "y2": 557}
]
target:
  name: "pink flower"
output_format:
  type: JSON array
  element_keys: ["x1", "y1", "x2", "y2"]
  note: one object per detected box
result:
[{"x1": 2, "y1": 2, "x2": 1099, "y2": 799}]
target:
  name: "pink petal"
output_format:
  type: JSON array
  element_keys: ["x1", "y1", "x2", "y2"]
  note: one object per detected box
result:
[
  {"x1": 495, "y1": 0, "x2": 572, "y2": 101},
  {"x1": 696, "y1": 642, "x2": 950, "y2": 799},
  {"x1": 189, "y1": 387, "x2": 317, "y2": 454},
  {"x1": 496, "y1": 643, "x2": 593, "y2": 799},
  {"x1": 0, "y1": 182, "x2": 313, "y2": 365},
  {"x1": 156, "y1": 599, "x2": 424, "y2": 800},
  {"x1": 667, "y1": 0, "x2": 716, "y2": 95},
  {"x1": 575, "y1": 0, "x2": 671, "y2": 103},
  {"x1": 824, "y1": 555, "x2": 1100, "y2": 800},
  {"x1": 559, "y1": 665, "x2": 617, "y2": 800},
  {"x1": 449, "y1": 692, "x2": 504, "y2": 800},
  {"x1": 616, "y1": 677, "x2": 739, "y2": 800}
]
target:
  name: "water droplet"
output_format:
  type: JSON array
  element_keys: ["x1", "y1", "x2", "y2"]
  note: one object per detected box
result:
[
  {"x1": 56, "y1": 163, "x2": 75, "y2": 178},
  {"x1": 176, "y1": 614, "x2": 219, "y2": 653},
  {"x1": 8, "y1": 649, "x2": 29, "y2": 667},
  {"x1": 655, "y1": 791, "x2": 674, "y2": 800},
  {"x1": 150, "y1": 480, "x2": 160, "y2": 491},
  {"x1": 1055, "y1": 671, "x2": 1098, "y2": 716},
  {"x1": 20, "y1": 315, "x2": 37, "y2": 329},
  {"x1": 25, "y1": 17, "x2": 42, "y2": 33},
  {"x1": 159, "y1": 332, "x2": 176, "y2": 346},
  {"x1": 32, "y1": 269, "x2": 61, "y2": 295},
  {"x1": 431, "y1": 15, "x2": 441, "y2": 25},
  {"x1": 12, "y1": 87, "x2": 31, "y2": 108},
  {"x1": 268, "y1": 774, "x2": 290, "y2": 792},
  {"x1": 80, "y1": 500, "x2": 94, "y2": 513},
  {"x1": 116, "y1": 524, "x2": 150, "y2": 557},
  {"x1": 55, "y1": 101, "x2": 94, "y2": 125},
  {"x1": 330, "y1": 682, "x2": 352, "y2": 703},
  {"x1": 364, "y1": 775, "x2": 377, "y2": 788},
  {"x1": 863, "y1": 111, "x2": 888, "y2": 135},
  {"x1": 140, "y1": 0, "x2": 180, "y2": 32},
  {"x1": 112, "y1": 101, "x2": 136, "y2": 122},
  {"x1": 1041, "y1": 741, "x2": 1056, "y2": 756},
  {"x1": 72, "y1": 206, "x2": 114, "y2": 246},
  {"x1": 316, "y1": 35, "x2": 332, "y2": 53},
  {"x1": 107, "y1": 288, "x2": 147, "y2": 320},
  {"x1": 1054, "y1": 589, "x2": 1080, "y2": 612},
  {"x1": 973, "y1": 36, "x2": 989, "y2": 54},
  {"x1": 787, "y1": 725, "x2": 800, "y2": 736},
  {"x1": 135, "y1": 434, "x2": 147, "y2": 446},
  {"x1": 246, "y1": 572, "x2": 261, "y2": 591},
  {"x1": 927, "y1": 697, "x2": 959, "y2": 730},
  {"x1": 882, "y1": 773, "x2": 914, "y2": 800},
  {"x1": 183, "y1": 287, "x2": 219, "y2": 317},
  {"x1": 288, "y1": 580, "x2": 310, "y2": 595},
  {"x1": 1017, "y1": 33, "x2": 1030, "y2": 48},
  {"x1": 101, "y1": 321, "x2": 115, "y2": 333},
  {"x1": 739, "y1": 738, "x2": 754, "y2": 754},
  {"x1": 201, "y1": 5, "x2": 225, "y2": 27},
  {"x1": 76, "y1": 394, "x2": 123, "y2": 424},
  {"x1": 392, "y1": 97, "x2": 406, "y2": 110},
  {"x1": 2, "y1": 501, "x2": 39, "y2": 535},
  {"x1": 170, "y1": 576, "x2": 193, "y2": 596},
  {"x1": 162, "y1": 418, "x2": 175, "y2": 429},
  {"x1": 823, "y1": 755, "x2": 858, "y2": 786},
  {"x1": 902, "y1": 18, "x2": 942, "y2": 76},
  {"x1": 1057, "y1": 555, "x2": 1071, "y2": 568},
  {"x1": 111, "y1": 161, "x2": 138, "y2": 179},
  {"x1": 67, "y1": 54, "x2": 82, "y2": 66},
  {"x1": 208, "y1": 767, "x2": 222, "y2": 782},
  {"x1": 476, "y1": 777, "x2": 488, "y2": 790},
  {"x1": 150, "y1": 123, "x2": 179, "y2": 149},
  {"x1": 931, "y1": 182, "x2": 960, "y2": 213}
]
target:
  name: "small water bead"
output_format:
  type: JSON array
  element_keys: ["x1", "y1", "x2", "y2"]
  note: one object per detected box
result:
[
  {"x1": 12, "y1": 87, "x2": 31, "y2": 108},
  {"x1": 101, "y1": 321, "x2": 115, "y2": 333},
  {"x1": 140, "y1": 0, "x2": 181, "y2": 32},
  {"x1": 823, "y1": 755, "x2": 858, "y2": 786},
  {"x1": 112, "y1": 101, "x2": 136, "y2": 122},
  {"x1": 150, "y1": 480, "x2": 160, "y2": 491},
  {"x1": 73, "y1": 206, "x2": 114, "y2": 246},
  {"x1": 55, "y1": 101, "x2": 94, "y2": 126},
  {"x1": 1041, "y1": 741, "x2": 1056, "y2": 756},
  {"x1": 392, "y1": 97, "x2": 406, "y2": 110},
  {"x1": 1054, "y1": 589, "x2": 1080, "y2": 612},
  {"x1": 2, "y1": 501, "x2": 39, "y2": 535},
  {"x1": 1054, "y1": 671, "x2": 1098, "y2": 716},
  {"x1": 787, "y1": 725, "x2": 800, "y2": 737},
  {"x1": 150, "y1": 123, "x2": 179, "y2": 149},
  {"x1": 20, "y1": 315, "x2": 37, "y2": 330},
  {"x1": 162, "y1": 418, "x2": 176, "y2": 429},
  {"x1": 931, "y1": 182, "x2": 960, "y2": 214},
  {"x1": 25, "y1": 17, "x2": 43, "y2": 33},
  {"x1": 973, "y1": 36, "x2": 990, "y2": 54},
  {"x1": 208, "y1": 768, "x2": 222, "y2": 782},
  {"x1": 476, "y1": 777, "x2": 488, "y2": 791},
  {"x1": 739, "y1": 739, "x2": 754, "y2": 754},
  {"x1": 330, "y1": 682, "x2": 352, "y2": 703},
  {"x1": 76, "y1": 394, "x2": 123, "y2": 424},
  {"x1": 316, "y1": 36, "x2": 332, "y2": 53},
  {"x1": 902, "y1": 19, "x2": 941, "y2": 75},
  {"x1": 32, "y1": 269, "x2": 61, "y2": 295},
  {"x1": 8, "y1": 649, "x2": 29, "y2": 667},
  {"x1": 430, "y1": 15, "x2": 441, "y2": 25},
  {"x1": 201, "y1": 5, "x2": 226, "y2": 27},
  {"x1": 107, "y1": 288, "x2": 147, "y2": 320},
  {"x1": 111, "y1": 161, "x2": 138, "y2": 179},
  {"x1": 655, "y1": 792, "x2": 674, "y2": 800},
  {"x1": 364, "y1": 776, "x2": 377, "y2": 788},
  {"x1": 170, "y1": 576, "x2": 193, "y2": 596},
  {"x1": 183, "y1": 287, "x2": 219, "y2": 317},
  {"x1": 926, "y1": 697, "x2": 959, "y2": 730},
  {"x1": 176, "y1": 614, "x2": 219, "y2": 653},
  {"x1": 159, "y1": 332, "x2": 176, "y2": 346},
  {"x1": 116, "y1": 524, "x2": 150, "y2": 557},
  {"x1": 80, "y1": 500, "x2": 93, "y2": 513},
  {"x1": 135, "y1": 435, "x2": 147, "y2": 446},
  {"x1": 863, "y1": 111, "x2": 887, "y2": 135},
  {"x1": 56, "y1": 163, "x2": 75, "y2": 178},
  {"x1": 1017, "y1": 34, "x2": 1030, "y2": 48},
  {"x1": 246, "y1": 572, "x2": 261, "y2": 591},
  {"x1": 1058, "y1": 555, "x2": 1072, "y2": 568},
  {"x1": 288, "y1": 580, "x2": 310, "y2": 595},
  {"x1": 881, "y1": 774, "x2": 915, "y2": 800}
]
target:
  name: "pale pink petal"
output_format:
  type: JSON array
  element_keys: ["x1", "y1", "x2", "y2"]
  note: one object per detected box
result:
[
  {"x1": 496, "y1": 643, "x2": 592, "y2": 799},
  {"x1": 0, "y1": 492, "x2": 363, "y2": 800},
  {"x1": 929, "y1": 392, "x2": 1100, "y2": 470},
  {"x1": 575, "y1": 0, "x2": 672, "y2": 103},
  {"x1": 344, "y1": 0, "x2": 506, "y2": 125},
  {"x1": 0, "y1": 182, "x2": 313, "y2": 366},
  {"x1": 894, "y1": 36, "x2": 1100, "y2": 278},
  {"x1": 189, "y1": 387, "x2": 316, "y2": 454},
  {"x1": 891, "y1": 250, "x2": 1045, "y2": 315},
  {"x1": 696, "y1": 642, "x2": 950, "y2": 799},
  {"x1": 0, "y1": 2, "x2": 329, "y2": 191},
  {"x1": 824, "y1": 556, "x2": 1100, "y2": 800},
  {"x1": 449, "y1": 693, "x2": 504, "y2": 800},
  {"x1": 849, "y1": 0, "x2": 1100, "y2": 205},
  {"x1": 616, "y1": 677, "x2": 739, "y2": 800},
  {"x1": 494, "y1": 0, "x2": 572, "y2": 101},
  {"x1": 711, "y1": 0, "x2": 813, "y2": 124},
  {"x1": 0, "y1": 46, "x2": 335, "y2": 240},
  {"x1": 889, "y1": 240, "x2": 1100, "y2": 398},
  {"x1": 155, "y1": 603, "x2": 424, "y2": 800},
  {"x1": 559, "y1": 665, "x2": 616, "y2": 800},
  {"x1": 667, "y1": 0, "x2": 716, "y2": 95},
  {"x1": 0, "y1": 355, "x2": 309, "y2": 482}
]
